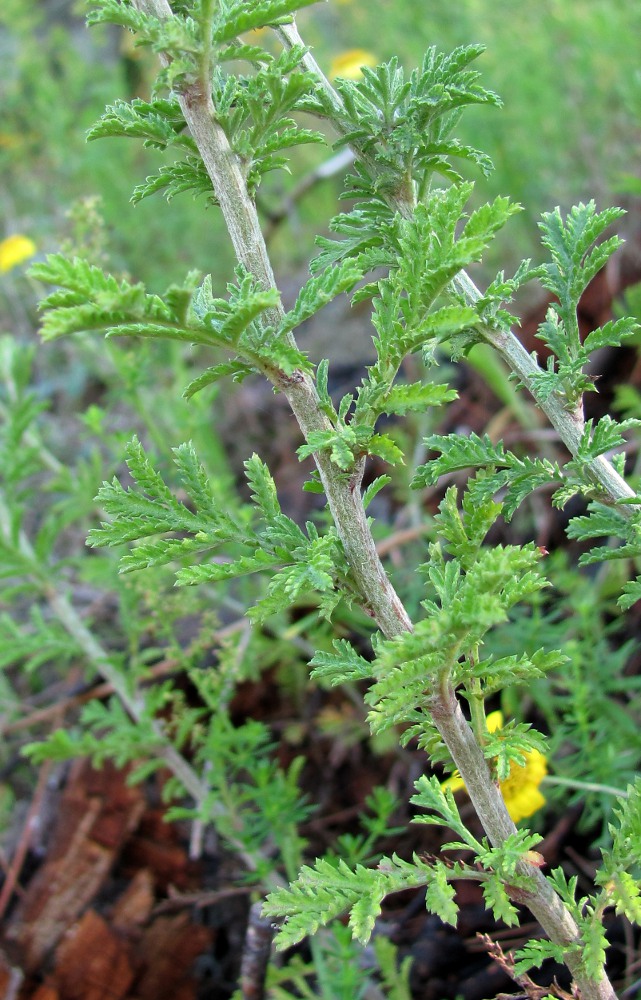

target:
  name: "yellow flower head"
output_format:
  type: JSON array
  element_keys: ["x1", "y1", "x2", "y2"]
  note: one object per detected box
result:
[
  {"x1": 0, "y1": 234, "x2": 37, "y2": 274},
  {"x1": 329, "y1": 49, "x2": 377, "y2": 81},
  {"x1": 442, "y1": 711, "x2": 547, "y2": 824}
]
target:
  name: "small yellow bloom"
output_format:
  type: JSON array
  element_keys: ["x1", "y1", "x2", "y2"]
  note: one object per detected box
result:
[
  {"x1": 329, "y1": 48, "x2": 377, "y2": 81},
  {"x1": 0, "y1": 234, "x2": 37, "y2": 274},
  {"x1": 486, "y1": 710, "x2": 504, "y2": 734},
  {"x1": 442, "y1": 711, "x2": 547, "y2": 823}
]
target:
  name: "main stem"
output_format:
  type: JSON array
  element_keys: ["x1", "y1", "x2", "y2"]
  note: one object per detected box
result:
[{"x1": 134, "y1": 6, "x2": 616, "y2": 996}]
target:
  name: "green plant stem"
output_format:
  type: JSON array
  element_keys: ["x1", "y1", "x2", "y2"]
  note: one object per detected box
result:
[
  {"x1": 544, "y1": 775, "x2": 629, "y2": 798},
  {"x1": 131, "y1": 7, "x2": 617, "y2": 996}
]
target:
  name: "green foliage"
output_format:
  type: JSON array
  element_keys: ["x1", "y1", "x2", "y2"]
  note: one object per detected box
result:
[
  {"x1": 263, "y1": 851, "x2": 465, "y2": 948},
  {"x1": 371, "y1": 937, "x2": 413, "y2": 1000},
  {"x1": 87, "y1": 6, "x2": 325, "y2": 199},
  {"x1": 31, "y1": 254, "x2": 214, "y2": 345},
  {"x1": 87, "y1": 436, "x2": 352, "y2": 622},
  {"x1": 412, "y1": 432, "x2": 562, "y2": 521},
  {"x1": 596, "y1": 779, "x2": 641, "y2": 922},
  {"x1": 321, "y1": 44, "x2": 501, "y2": 195},
  {"x1": 528, "y1": 203, "x2": 639, "y2": 406},
  {"x1": 212, "y1": 47, "x2": 326, "y2": 194},
  {"x1": 277, "y1": 259, "x2": 363, "y2": 339},
  {"x1": 487, "y1": 555, "x2": 641, "y2": 836}
]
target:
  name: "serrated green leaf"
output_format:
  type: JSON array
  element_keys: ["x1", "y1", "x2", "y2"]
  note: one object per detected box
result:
[
  {"x1": 619, "y1": 578, "x2": 641, "y2": 610},
  {"x1": 86, "y1": 97, "x2": 188, "y2": 148},
  {"x1": 212, "y1": 0, "x2": 319, "y2": 45},
  {"x1": 131, "y1": 158, "x2": 215, "y2": 205},
  {"x1": 579, "y1": 912, "x2": 609, "y2": 980},
  {"x1": 182, "y1": 360, "x2": 256, "y2": 398},
  {"x1": 574, "y1": 415, "x2": 641, "y2": 463},
  {"x1": 310, "y1": 639, "x2": 373, "y2": 686},
  {"x1": 32, "y1": 254, "x2": 215, "y2": 346},
  {"x1": 244, "y1": 453, "x2": 281, "y2": 522},
  {"x1": 482, "y1": 874, "x2": 519, "y2": 926},
  {"x1": 219, "y1": 288, "x2": 281, "y2": 343},
  {"x1": 513, "y1": 938, "x2": 566, "y2": 975},
  {"x1": 367, "y1": 433, "x2": 404, "y2": 465},
  {"x1": 277, "y1": 261, "x2": 363, "y2": 338},
  {"x1": 177, "y1": 549, "x2": 277, "y2": 586},
  {"x1": 425, "y1": 863, "x2": 458, "y2": 926},
  {"x1": 583, "y1": 316, "x2": 639, "y2": 353},
  {"x1": 413, "y1": 432, "x2": 507, "y2": 486},
  {"x1": 297, "y1": 428, "x2": 357, "y2": 470},
  {"x1": 380, "y1": 382, "x2": 457, "y2": 416},
  {"x1": 537, "y1": 202, "x2": 625, "y2": 318}
]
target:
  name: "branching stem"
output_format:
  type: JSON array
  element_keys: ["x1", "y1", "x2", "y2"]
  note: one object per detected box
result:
[{"x1": 131, "y1": 5, "x2": 619, "y2": 995}]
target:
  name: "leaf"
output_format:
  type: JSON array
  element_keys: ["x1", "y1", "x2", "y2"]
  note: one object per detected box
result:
[
  {"x1": 86, "y1": 97, "x2": 188, "y2": 149},
  {"x1": 212, "y1": 0, "x2": 320, "y2": 45},
  {"x1": 263, "y1": 853, "x2": 458, "y2": 950},
  {"x1": 172, "y1": 441, "x2": 222, "y2": 518},
  {"x1": 219, "y1": 287, "x2": 281, "y2": 344},
  {"x1": 277, "y1": 261, "x2": 363, "y2": 338},
  {"x1": 244, "y1": 454, "x2": 281, "y2": 522},
  {"x1": 380, "y1": 382, "x2": 457, "y2": 416},
  {"x1": 297, "y1": 428, "x2": 357, "y2": 471},
  {"x1": 482, "y1": 874, "x2": 519, "y2": 926},
  {"x1": 412, "y1": 433, "x2": 560, "y2": 519},
  {"x1": 182, "y1": 359, "x2": 256, "y2": 398},
  {"x1": 310, "y1": 639, "x2": 373, "y2": 686},
  {"x1": 513, "y1": 938, "x2": 566, "y2": 976},
  {"x1": 131, "y1": 158, "x2": 215, "y2": 205},
  {"x1": 566, "y1": 502, "x2": 633, "y2": 544},
  {"x1": 413, "y1": 432, "x2": 508, "y2": 485},
  {"x1": 537, "y1": 202, "x2": 624, "y2": 315},
  {"x1": 410, "y1": 776, "x2": 482, "y2": 851},
  {"x1": 574, "y1": 416, "x2": 641, "y2": 464},
  {"x1": 362, "y1": 475, "x2": 391, "y2": 510},
  {"x1": 619, "y1": 578, "x2": 641, "y2": 610},
  {"x1": 177, "y1": 549, "x2": 277, "y2": 586},
  {"x1": 579, "y1": 913, "x2": 609, "y2": 980},
  {"x1": 583, "y1": 316, "x2": 639, "y2": 353},
  {"x1": 332, "y1": 45, "x2": 501, "y2": 191},
  {"x1": 87, "y1": 437, "x2": 247, "y2": 577},
  {"x1": 472, "y1": 649, "x2": 567, "y2": 697},
  {"x1": 424, "y1": 863, "x2": 458, "y2": 926},
  {"x1": 367, "y1": 433, "x2": 404, "y2": 466},
  {"x1": 32, "y1": 255, "x2": 215, "y2": 346}
]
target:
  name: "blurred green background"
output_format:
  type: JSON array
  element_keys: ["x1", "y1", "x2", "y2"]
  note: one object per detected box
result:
[{"x1": 1, "y1": 0, "x2": 641, "y2": 313}]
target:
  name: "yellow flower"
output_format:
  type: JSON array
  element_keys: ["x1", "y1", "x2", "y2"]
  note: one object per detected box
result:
[
  {"x1": 442, "y1": 711, "x2": 547, "y2": 823},
  {"x1": 0, "y1": 234, "x2": 37, "y2": 274},
  {"x1": 329, "y1": 48, "x2": 377, "y2": 81}
]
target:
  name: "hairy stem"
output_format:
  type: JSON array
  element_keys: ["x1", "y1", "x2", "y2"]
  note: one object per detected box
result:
[{"x1": 430, "y1": 684, "x2": 616, "y2": 1000}]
